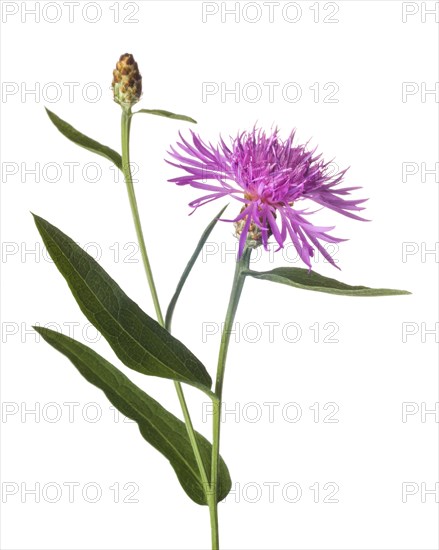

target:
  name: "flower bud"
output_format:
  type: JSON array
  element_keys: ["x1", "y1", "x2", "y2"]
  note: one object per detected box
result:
[{"x1": 112, "y1": 53, "x2": 142, "y2": 109}]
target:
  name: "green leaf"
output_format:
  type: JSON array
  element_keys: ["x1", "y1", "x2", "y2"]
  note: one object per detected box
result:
[
  {"x1": 244, "y1": 267, "x2": 411, "y2": 297},
  {"x1": 166, "y1": 205, "x2": 228, "y2": 331},
  {"x1": 33, "y1": 214, "x2": 213, "y2": 393},
  {"x1": 135, "y1": 108, "x2": 197, "y2": 124},
  {"x1": 45, "y1": 108, "x2": 123, "y2": 171},
  {"x1": 34, "y1": 327, "x2": 231, "y2": 505}
]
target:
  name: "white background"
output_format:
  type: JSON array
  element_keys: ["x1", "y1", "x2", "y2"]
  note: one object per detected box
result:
[{"x1": 1, "y1": 1, "x2": 438, "y2": 549}]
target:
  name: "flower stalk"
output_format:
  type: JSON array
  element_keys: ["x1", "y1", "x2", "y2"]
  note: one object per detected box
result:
[
  {"x1": 121, "y1": 108, "x2": 164, "y2": 325},
  {"x1": 210, "y1": 247, "x2": 252, "y2": 549}
]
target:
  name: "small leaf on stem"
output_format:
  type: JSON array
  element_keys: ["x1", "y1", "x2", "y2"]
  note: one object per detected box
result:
[
  {"x1": 135, "y1": 108, "x2": 197, "y2": 124},
  {"x1": 45, "y1": 108, "x2": 123, "y2": 171},
  {"x1": 166, "y1": 205, "x2": 228, "y2": 330}
]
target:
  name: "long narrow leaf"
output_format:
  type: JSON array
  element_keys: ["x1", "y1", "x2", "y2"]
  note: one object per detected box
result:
[
  {"x1": 166, "y1": 205, "x2": 228, "y2": 330},
  {"x1": 245, "y1": 267, "x2": 411, "y2": 297},
  {"x1": 45, "y1": 108, "x2": 123, "y2": 171},
  {"x1": 33, "y1": 214, "x2": 213, "y2": 393},
  {"x1": 34, "y1": 327, "x2": 231, "y2": 505}
]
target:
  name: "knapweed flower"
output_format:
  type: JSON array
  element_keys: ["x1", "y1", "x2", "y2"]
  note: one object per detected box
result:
[
  {"x1": 167, "y1": 127, "x2": 367, "y2": 269},
  {"x1": 112, "y1": 53, "x2": 142, "y2": 109}
]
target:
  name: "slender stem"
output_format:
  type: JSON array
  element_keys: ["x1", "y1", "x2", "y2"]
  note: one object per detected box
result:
[
  {"x1": 208, "y1": 490, "x2": 220, "y2": 550},
  {"x1": 121, "y1": 109, "x2": 164, "y2": 326},
  {"x1": 210, "y1": 247, "x2": 252, "y2": 550},
  {"x1": 173, "y1": 379, "x2": 210, "y2": 492},
  {"x1": 120, "y1": 108, "x2": 210, "y2": 514}
]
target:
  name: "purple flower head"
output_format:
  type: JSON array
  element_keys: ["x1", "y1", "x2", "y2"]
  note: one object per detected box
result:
[{"x1": 167, "y1": 127, "x2": 367, "y2": 269}]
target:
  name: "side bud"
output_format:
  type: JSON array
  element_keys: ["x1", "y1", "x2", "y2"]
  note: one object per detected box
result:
[{"x1": 112, "y1": 53, "x2": 142, "y2": 109}]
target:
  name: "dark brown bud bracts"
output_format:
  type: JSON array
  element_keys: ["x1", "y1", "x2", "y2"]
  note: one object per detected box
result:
[{"x1": 112, "y1": 53, "x2": 142, "y2": 109}]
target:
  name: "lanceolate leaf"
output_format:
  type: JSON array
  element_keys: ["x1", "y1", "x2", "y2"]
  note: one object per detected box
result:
[
  {"x1": 45, "y1": 108, "x2": 123, "y2": 171},
  {"x1": 165, "y1": 205, "x2": 228, "y2": 330},
  {"x1": 34, "y1": 327, "x2": 231, "y2": 505},
  {"x1": 244, "y1": 267, "x2": 411, "y2": 297},
  {"x1": 135, "y1": 109, "x2": 197, "y2": 124},
  {"x1": 33, "y1": 214, "x2": 212, "y2": 393}
]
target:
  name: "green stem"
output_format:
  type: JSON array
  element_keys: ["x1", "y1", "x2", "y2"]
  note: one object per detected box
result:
[
  {"x1": 172, "y1": 378, "x2": 210, "y2": 494},
  {"x1": 121, "y1": 109, "x2": 164, "y2": 326},
  {"x1": 210, "y1": 247, "x2": 252, "y2": 550},
  {"x1": 120, "y1": 107, "x2": 211, "y2": 514}
]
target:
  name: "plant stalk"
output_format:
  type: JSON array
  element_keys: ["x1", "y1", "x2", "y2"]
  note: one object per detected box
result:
[
  {"x1": 210, "y1": 247, "x2": 252, "y2": 550},
  {"x1": 120, "y1": 107, "x2": 211, "y2": 518},
  {"x1": 121, "y1": 109, "x2": 164, "y2": 325}
]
